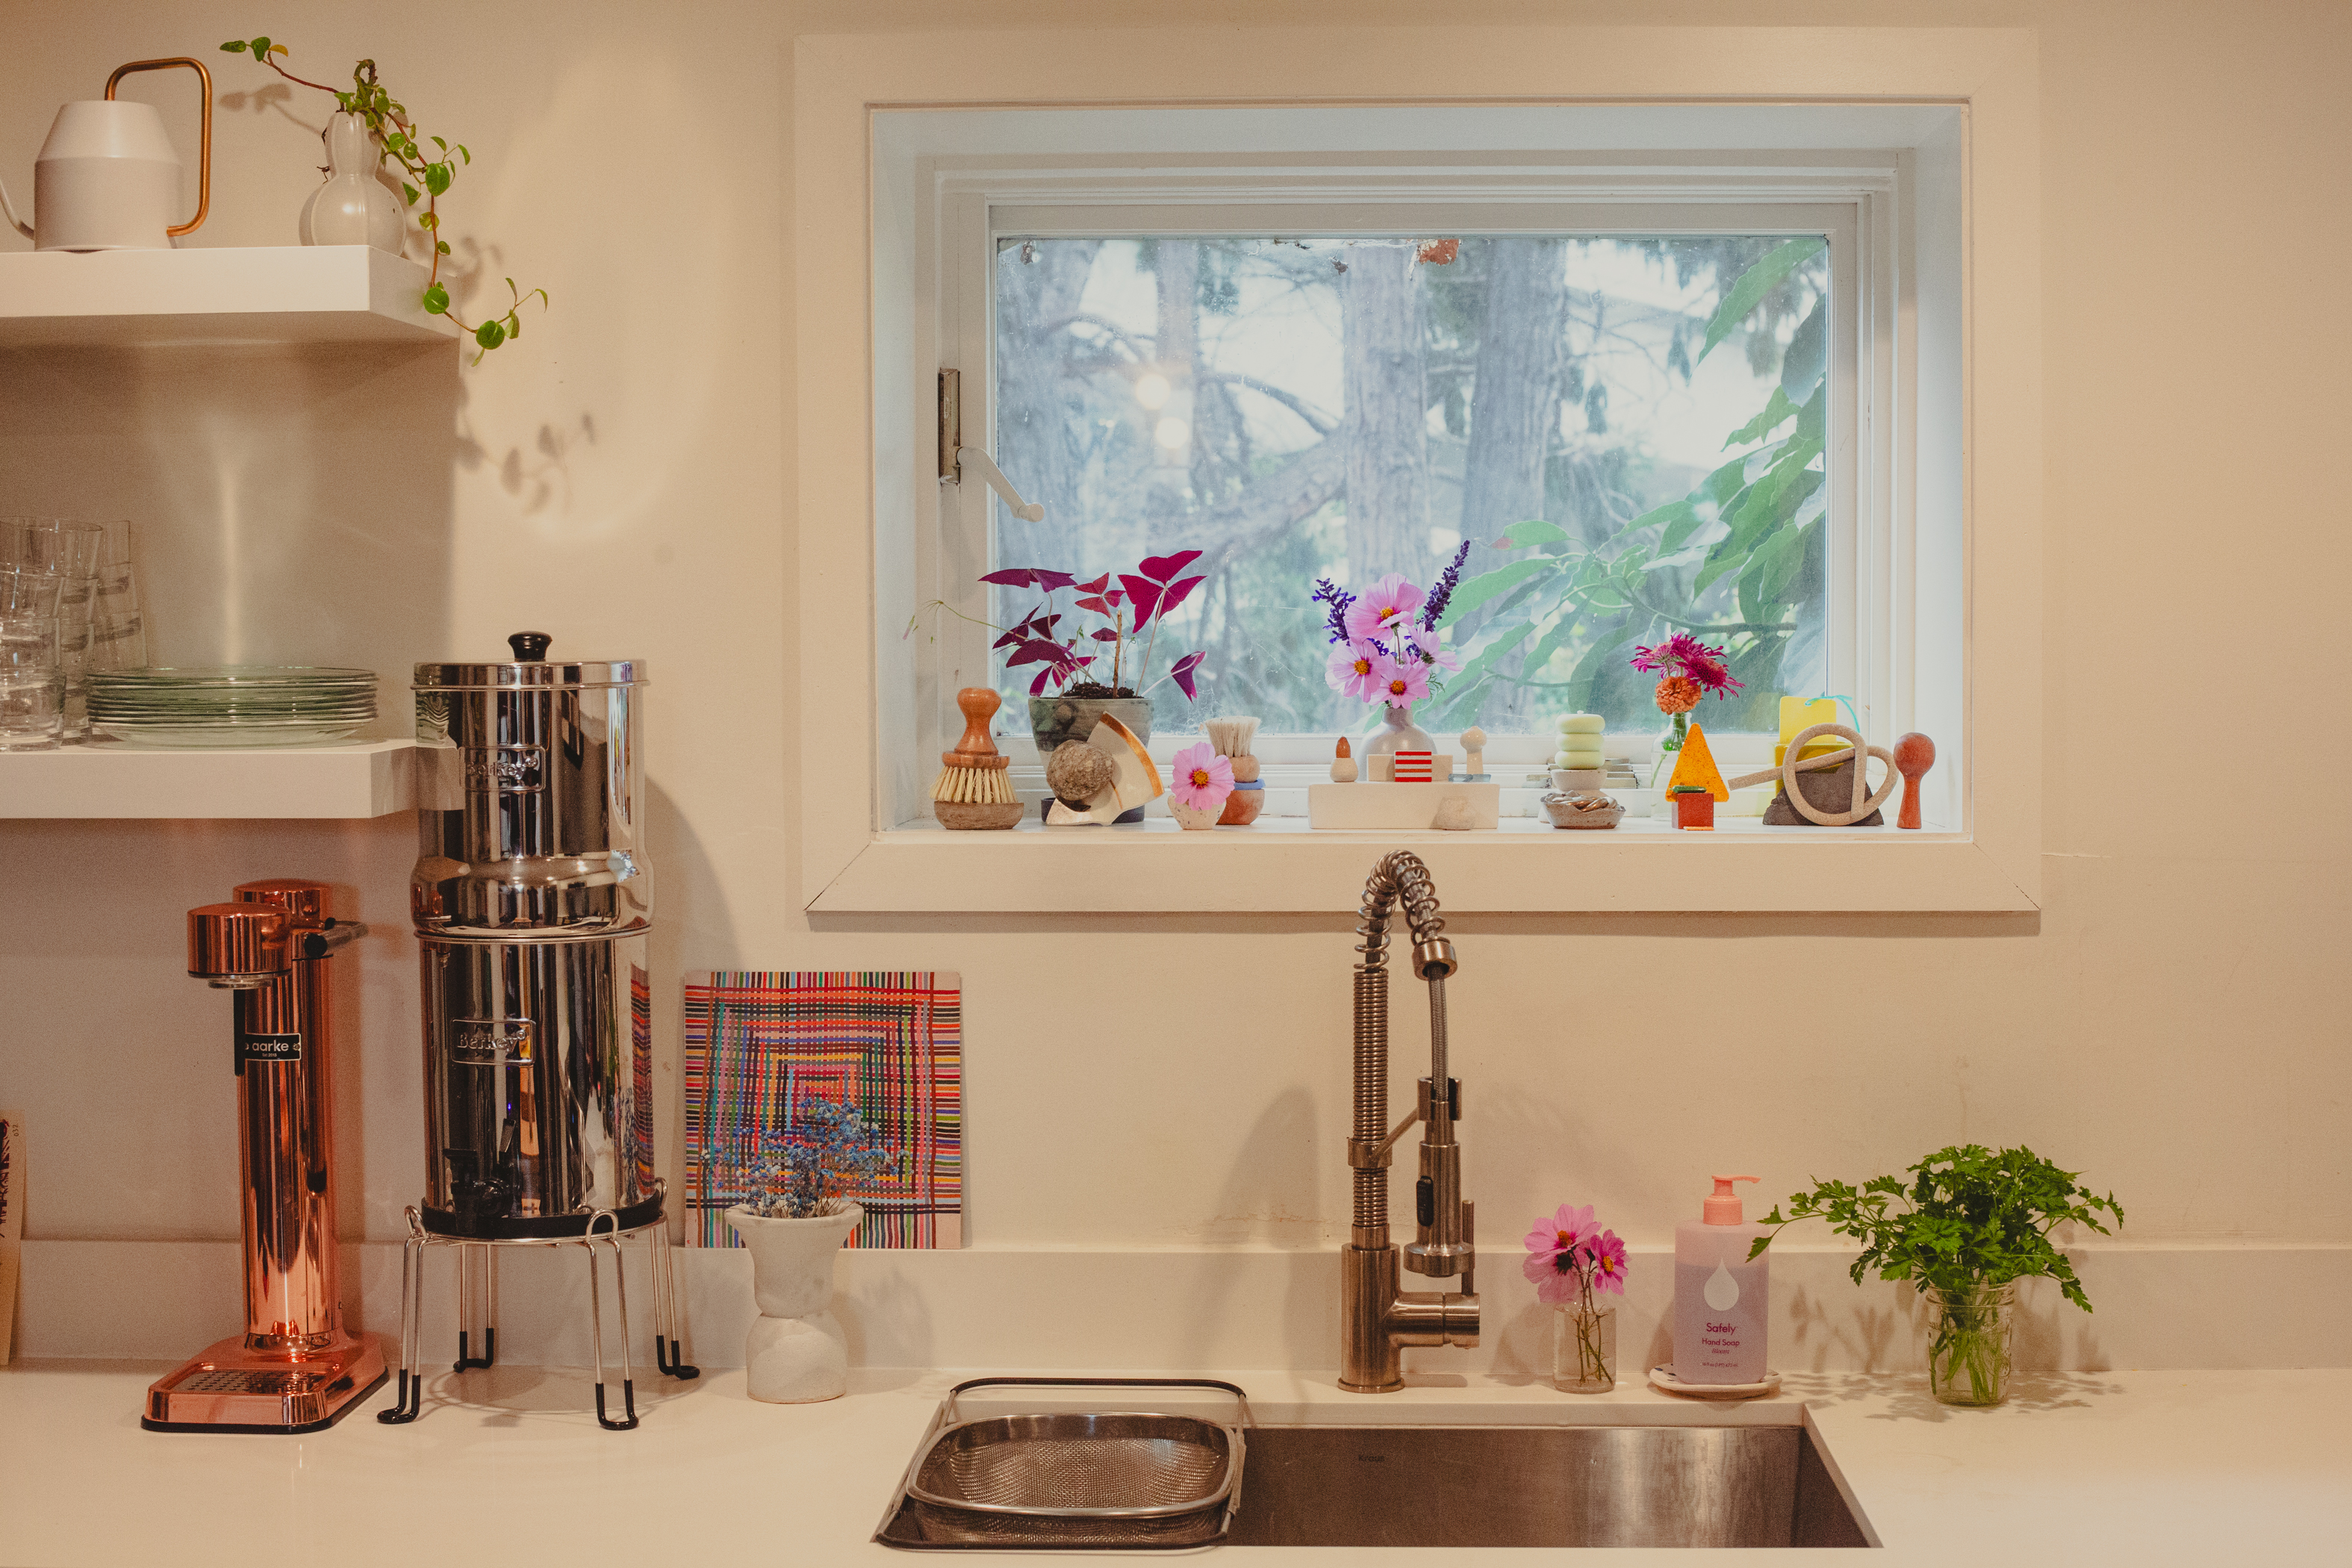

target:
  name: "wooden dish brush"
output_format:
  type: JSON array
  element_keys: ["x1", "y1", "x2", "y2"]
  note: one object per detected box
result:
[{"x1": 933, "y1": 687, "x2": 1024, "y2": 830}]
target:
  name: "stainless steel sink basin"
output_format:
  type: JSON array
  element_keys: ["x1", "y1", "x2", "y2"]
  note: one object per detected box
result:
[{"x1": 1224, "y1": 1422, "x2": 1876, "y2": 1549}]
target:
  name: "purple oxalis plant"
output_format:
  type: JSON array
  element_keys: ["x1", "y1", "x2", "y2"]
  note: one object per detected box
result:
[{"x1": 980, "y1": 550, "x2": 1208, "y2": 700}]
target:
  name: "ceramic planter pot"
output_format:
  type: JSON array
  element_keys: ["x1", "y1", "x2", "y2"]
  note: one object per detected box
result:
[
  {"x1": 1027, "y1": 694, "x2": 1154, "y2": 756},
  {"x1": 1170, "y1": 801, "x2": 1221, "y2": 830},
  {"x1": 727, "y1": 1201, "x2": 862, "y2": 1403}
]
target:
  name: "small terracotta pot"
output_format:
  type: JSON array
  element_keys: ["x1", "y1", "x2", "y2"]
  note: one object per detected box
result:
[{"x1": 1218, "y1": 785, "x2": 1264, "y2": 825}]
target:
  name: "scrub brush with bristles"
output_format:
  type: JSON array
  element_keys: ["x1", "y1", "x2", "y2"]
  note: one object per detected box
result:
[
  {"x1": 931, "y1": 688, "x2": 1023, "y2": 828},
  {"x1": 1205, "y1": 715, "x2": 1260, "y2": 759}
]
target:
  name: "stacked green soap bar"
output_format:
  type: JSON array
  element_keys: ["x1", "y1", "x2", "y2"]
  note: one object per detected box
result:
[{"x1": 1551, "y1": 712, "x2": 1605, "y2": 771}]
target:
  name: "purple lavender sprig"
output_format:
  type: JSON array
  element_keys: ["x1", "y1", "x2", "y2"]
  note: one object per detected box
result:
[
  {"x1": 1420, "y1": 541, "x2": 1471, "y2": 631},
  {"x1": 1311, "y1": 578, "x2": 1355, "y2": 646}
]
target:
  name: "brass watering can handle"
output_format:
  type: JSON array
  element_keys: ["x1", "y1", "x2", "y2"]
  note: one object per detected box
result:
[{"x1": 106, "y1": 56, "x2": 212, "y2": 237}]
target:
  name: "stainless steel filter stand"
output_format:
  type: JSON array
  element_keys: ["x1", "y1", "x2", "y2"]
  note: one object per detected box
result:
[{"x1": 376, "y1": 1180, "x2": 699, "y2": 1431}]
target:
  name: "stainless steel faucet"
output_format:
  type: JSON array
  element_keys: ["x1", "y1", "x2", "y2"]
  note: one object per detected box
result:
[{"x1": 1341, "y1": 851, "x2": 1478, "y2": 1393}]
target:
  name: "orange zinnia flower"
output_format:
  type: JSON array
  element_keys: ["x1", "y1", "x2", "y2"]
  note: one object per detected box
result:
[{"x1": 1655, "y1": 675, "x2": 1700, "y2": 715}]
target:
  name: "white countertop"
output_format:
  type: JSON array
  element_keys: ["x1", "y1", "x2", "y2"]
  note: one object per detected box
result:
[{"x1": 1, "y1": 1361, "x2": 2342, "y2": 1565}]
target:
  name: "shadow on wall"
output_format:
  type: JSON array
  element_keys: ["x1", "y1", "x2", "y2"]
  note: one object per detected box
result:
[
  {"x1": 1167, "y1": 1086, "x2": 1332, "y2": 1371},
  {"x1": 641, "y1": 777, "x2": 741, "y2": 1231}
]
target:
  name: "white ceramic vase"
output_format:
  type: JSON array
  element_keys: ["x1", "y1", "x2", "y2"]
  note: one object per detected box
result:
[
  {"x1": 299, "y1": 112, "x2": 404, "y2": 252},
  {"x1": 727, "y1": 1201, "x2": 861, "y2": 1403},
  {"x1": 1170, "y1": 801, "x2": 1221, "y2": 830}
]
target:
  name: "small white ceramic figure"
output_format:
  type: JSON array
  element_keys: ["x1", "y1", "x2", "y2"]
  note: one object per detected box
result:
[
  {"x1": 728, "y1": 1202, "x2": 862, "y2": 1402},
  {"x1": 1459, "y1": 727, "x2": 1487, "y2": 780},
  {"x1": 1331, "y1": 737, "x2": 1358, "y2": 783}
]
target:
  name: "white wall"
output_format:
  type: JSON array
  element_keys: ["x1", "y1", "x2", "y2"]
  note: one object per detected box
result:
[{"x1": 1, "y1": 0, "x2": 2345, "y2": 1369}]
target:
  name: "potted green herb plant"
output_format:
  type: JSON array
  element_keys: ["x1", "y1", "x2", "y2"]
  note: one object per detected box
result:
[{"x1": 1749, "y1": 1144, "x2": 2124, "y2": 1407}]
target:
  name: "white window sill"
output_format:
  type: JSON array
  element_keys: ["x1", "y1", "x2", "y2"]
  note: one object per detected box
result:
[{"x1": 809, "y1": 812, "x2": 2019, "y2": 915}]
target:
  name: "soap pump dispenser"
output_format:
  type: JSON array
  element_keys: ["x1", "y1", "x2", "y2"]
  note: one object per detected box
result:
[{"x1": 1673, "y1": 1175, "x2": 1769, "y2": 1384}]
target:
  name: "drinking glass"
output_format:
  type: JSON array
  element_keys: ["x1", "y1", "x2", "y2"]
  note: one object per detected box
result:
[
  {"x1": 0, "y1": 610, "x2": 62, "y2": 750},
  {"x1": 53, "y1": 575, "x2": 99, "y2": 741},
  {"x1": 1, "y1": 518, "x2": 105, "y2": 578},
  {"x1": 87, "y1": 609, "x2": 149, "y2": 673}
]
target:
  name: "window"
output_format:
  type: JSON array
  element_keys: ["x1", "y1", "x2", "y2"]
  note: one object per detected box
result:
[
  {"x1": 828, "y1": 75, "x2": 2034, "y2": 912},
  {"x1": 988, "y1": 233, "x2": 1837, "y2": 742}
]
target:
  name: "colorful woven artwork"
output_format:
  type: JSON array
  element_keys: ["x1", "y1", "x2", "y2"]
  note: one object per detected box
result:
[{"x1": 684, "y1": 971, "x2": 962, "y2": 1248}]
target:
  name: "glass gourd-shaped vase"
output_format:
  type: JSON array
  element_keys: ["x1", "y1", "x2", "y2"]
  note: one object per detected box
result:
[
  {"x1": 299, "y1": 112, "x2": 404, "y2": 252},
  {"x1": 1364, "y1": 702, "x2": 1434, "y2": 765}
]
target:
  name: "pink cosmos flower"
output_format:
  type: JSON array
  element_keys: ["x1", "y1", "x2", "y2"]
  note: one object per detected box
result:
[
  {"x1": 1371, "y1": 654, "x2": 1431, "y2": 708},
  {"x1": 1525, "y1": 1203, "x2": 1598, "y2": 1265},
  {"x1": 1394, "y1": 623, "x2": 1464, "y2": 673},
  {"x1": 1169, "y1": 741, "x2": 1234, "y2": 812},
  {"x1": 1587, "y1": 1229, "x2": 1628, "y2": 1296},
  {"x1": 1344, "y1": 573, "x2": 1427, "y2": 644},
  {"x1": 1326, "y1": 640, "x2": 1386, "y2": 701},
  {"x1": 1522, "y1": 1204, "x2": 1599, "y2": 1304}
]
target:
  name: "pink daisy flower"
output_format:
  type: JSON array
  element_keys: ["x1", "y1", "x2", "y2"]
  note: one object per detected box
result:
[
  {"x1": 1168, "y1": 741, "x2": 1233, "y2": 812},
  {"x1": 1344, "y1": 573, "x2": 1427, "y2": 644},
  {"x1": 1371, "y1": 654, "x2": 1430, "y2": 708},
  {"x1": 1325, "y1": 640, "x2": 1386, "y2": 701}
]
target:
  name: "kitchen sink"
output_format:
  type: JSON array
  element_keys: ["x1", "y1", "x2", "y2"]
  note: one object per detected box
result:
[
  {"x1": 1225, "y1": 1421, "x2": 1875, "y2": 1549},
  {"x1": 876, "y1": 1378, "x2": 1876, "y2": 1552}
]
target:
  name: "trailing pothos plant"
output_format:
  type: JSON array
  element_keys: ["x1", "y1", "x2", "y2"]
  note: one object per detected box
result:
[
  {"x1": 220, "y1": 36, "x2": 547, "y2": 360},
  {"x1": 1747, "y1": 1143, "x2": 2126, "y2": 1311},
  {"x1": 1425, "y1": 238, "x2": 1829, "y2": 729}
]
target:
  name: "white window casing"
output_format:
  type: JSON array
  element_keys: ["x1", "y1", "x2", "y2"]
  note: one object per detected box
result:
[{"x1": 800, "y1": 27, "x2": 2041, "y2": 913}]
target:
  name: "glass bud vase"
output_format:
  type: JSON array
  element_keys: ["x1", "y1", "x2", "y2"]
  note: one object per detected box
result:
[
  {"x1": 1552, "y1": 1302, "x2": 1616, "y2": 1393},
  {"x1": 1649, "y1": 708, "x2": 1690, "y2": 788},
  {"x1": 1923, "y1": 1281, "x2": 2015, "y2": 1407},
  {"x1": 1365, "y1": 702, "x2": 1434, "y2": 759}
]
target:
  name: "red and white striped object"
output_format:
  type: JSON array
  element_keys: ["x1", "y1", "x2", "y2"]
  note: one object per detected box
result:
[{"x1": 1392, "y1": 750, "x2": 1434, "y2": 783}]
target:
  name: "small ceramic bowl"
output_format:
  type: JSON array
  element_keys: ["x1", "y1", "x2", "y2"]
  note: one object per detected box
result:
[
  {"x1": 1540, "y1": 791, "x2": 1623, "y2": 829},
  {"x1": 1550, "y1": 768, "x2": 1605, "y2": 792}
]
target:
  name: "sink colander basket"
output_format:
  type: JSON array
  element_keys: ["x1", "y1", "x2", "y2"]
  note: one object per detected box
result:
[{"x1": 878, "y1": 1378, "x2": 1250, "y2": 1551}]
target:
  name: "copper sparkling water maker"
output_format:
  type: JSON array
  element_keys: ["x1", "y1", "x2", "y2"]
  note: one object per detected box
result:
[{"x1": 145, "y1": 879, "x2": 385, "y2": 1433}]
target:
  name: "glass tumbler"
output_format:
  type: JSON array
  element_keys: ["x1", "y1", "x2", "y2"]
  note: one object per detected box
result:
[
  {"x1": 1, "y1": 518, "x2": 105, "y2": 578},
  {"x1": 1552, "y1": 1301, "x2": 1617, "y2": 1393},
  {"x1": 53, "y1": 575, "x2": 97, "y2": 740},
  {"x1": 1922, "y1": 1281, "x2": 2015, "y2": 1407},
  {"x1": 0, "y1": 610, "x2": 63, "y2": 750}
]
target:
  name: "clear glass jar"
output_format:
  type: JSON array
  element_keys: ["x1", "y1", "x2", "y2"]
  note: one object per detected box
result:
[
  {"x1": 1923, "y1": 1281, "x2": 2015, "y2": 1406},
  {"x1": 1552, "y1": 1301, "x2": 1616, "y2": 1393}
]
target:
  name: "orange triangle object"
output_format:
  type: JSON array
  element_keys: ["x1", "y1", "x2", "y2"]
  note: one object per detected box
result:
[{"x1": 1667, "y1": 722, "x2": 1729, "y2": 802}]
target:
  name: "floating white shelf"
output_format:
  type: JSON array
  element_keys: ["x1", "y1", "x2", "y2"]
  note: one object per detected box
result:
[
  {"x1": 0, "y1": 246, "x2": 460, "y2": 346},
  {"x1": 0, "y1": 738, "x2": 414, "y2": 819}
]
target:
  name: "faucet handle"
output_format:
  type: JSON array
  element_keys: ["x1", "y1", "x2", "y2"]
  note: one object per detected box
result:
[{"x1": 1462, "y1": 1200, "x2": 1475, "y2": 1295}]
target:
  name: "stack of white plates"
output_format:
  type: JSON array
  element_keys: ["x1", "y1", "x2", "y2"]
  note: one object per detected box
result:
[{"x1": 87, "y1": 666, "x2": 378, "y2": 747}]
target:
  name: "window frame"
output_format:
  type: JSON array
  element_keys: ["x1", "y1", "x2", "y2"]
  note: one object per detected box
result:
[
  {"x1": 940, "y1": 189, "x2": 1875, "y2": 774},
  {"x1": 800, "y1": 26, "x2": 2042, "y2": 914}
]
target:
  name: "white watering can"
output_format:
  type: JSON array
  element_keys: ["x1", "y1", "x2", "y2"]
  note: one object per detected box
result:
[{"x1": 0, "y1": 57, "x2": 211, "y2": 251}]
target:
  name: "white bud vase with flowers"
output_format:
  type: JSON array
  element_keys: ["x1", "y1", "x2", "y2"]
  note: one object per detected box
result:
[
  {"x1": 716, "y1": 1098, "x2": 893, "y2": 1404},
  {"x1": 1312, "y1": 544, "x2": 1470, "y2": 767}
]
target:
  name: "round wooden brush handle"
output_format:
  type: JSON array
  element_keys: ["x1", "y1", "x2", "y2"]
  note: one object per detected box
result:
[{"x1": 951, "y1": 687, "x2": 1004, "y2": 761}]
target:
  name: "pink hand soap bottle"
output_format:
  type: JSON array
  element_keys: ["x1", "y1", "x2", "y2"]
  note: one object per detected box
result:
[{"x1": 1673, "y1": 1175, "x2": 1769, "y2": 1384}]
